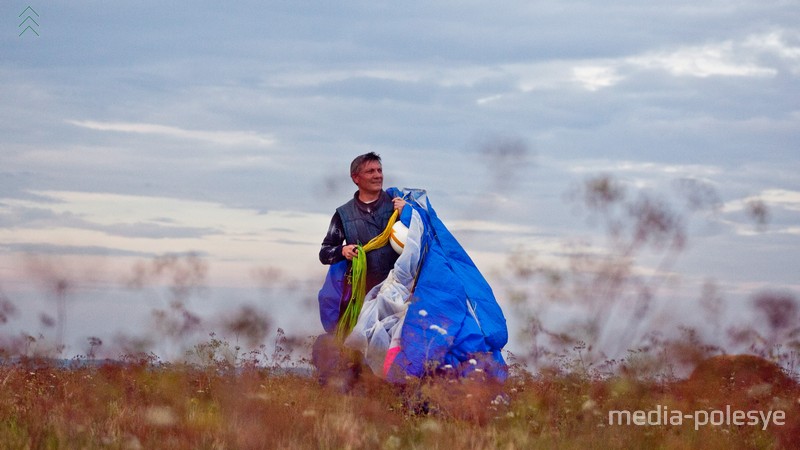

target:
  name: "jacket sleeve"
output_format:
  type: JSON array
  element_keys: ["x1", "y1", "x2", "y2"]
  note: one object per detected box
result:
[{"x1": 319, "y1": 211, "x2": 346, "y2": 265}]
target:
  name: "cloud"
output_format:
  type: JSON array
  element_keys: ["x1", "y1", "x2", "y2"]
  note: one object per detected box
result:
[
  {"x1": 714, "y1": 189, "x2": 800, "y2": 236},
  {"x1": 722, "y1": 189, "x2": 800, "y2": 214},
  {"x1": 572, "y1": 66, "x2": 624, "y2": 92},
  {"x1": 276, "y1": 28, "x2": 795, "y2": 106},
  {"x1": 0, "y1": 0, "x2": 798, "y2": 364},
  {"x1": 66, "y1": 120, "x2": 275, "y2": 147},
  {"x1": 559, "y1": 159, "x2": 723, "y2": 179},
  {"x1": 527, "y1": 29, "x2": 799, "y2": 93},
  {"x1": 626, "y1": 29, "x2": 798, "y2": 79},
  {"x1": 744, "y1": 31, "x2": 800, "y2": 73},
  {"x1": 447, "y1": 220, "x2": 539, "y2": 235},
  {"x1": 750, "y1": 189, "x2": 800, "y2": 212},
  {"x1": 627, "y1": 41, "x2": 776, "y2": 78},
  {"x1": 0, "y1": 243, "x2": 155, "y2": 258},
  {"x1": 0, "y1": 190, "x2": 331, "y2": 278}
]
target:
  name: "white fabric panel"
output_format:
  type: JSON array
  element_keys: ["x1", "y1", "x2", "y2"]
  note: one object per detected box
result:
[{"x1": 344, "y1": 208, "x2": 424, "y2": 375}]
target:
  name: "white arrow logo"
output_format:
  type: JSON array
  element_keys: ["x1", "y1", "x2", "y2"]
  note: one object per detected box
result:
[{"x1": 19, "y1": 6, "x2": 40, "y2": 37}]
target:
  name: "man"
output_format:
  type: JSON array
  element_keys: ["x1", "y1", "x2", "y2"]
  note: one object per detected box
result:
[
  {"x1": 319, "y1": 152, "x2": 406, "y2": 292},
  {"x1": 314, "y1": 152, "x2": 405, "y2": 389}
]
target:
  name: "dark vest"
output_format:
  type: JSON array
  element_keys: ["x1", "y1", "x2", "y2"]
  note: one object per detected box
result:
[{"x1": 336, "y1": 191, "x2": 399, "y2": 291}]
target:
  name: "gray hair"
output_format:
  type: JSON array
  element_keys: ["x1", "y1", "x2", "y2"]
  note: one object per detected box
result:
[{"x1": 350, "y1": 152, "x2": 382, "y2": 176}]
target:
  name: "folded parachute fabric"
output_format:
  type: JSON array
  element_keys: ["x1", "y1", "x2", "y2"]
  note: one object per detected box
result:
[
  {"x1": 343, "y1": 187, "x2": 508, "y2": 382},
  {"x1": 343, "y1": 203, "x2": 423, "y2": 376}
]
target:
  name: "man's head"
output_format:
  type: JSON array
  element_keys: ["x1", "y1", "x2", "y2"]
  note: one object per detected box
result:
[
  {"x1": 350, "y1": 152, "x2": 382, "y2": 177},
  {"x1": 350, "y1": 152, "x2": 384, "y2": 197}
]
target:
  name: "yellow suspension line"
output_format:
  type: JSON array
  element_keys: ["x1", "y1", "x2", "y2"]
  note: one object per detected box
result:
[{"x1": 336, "y1": 209, "x2": 399, "y2": 341}]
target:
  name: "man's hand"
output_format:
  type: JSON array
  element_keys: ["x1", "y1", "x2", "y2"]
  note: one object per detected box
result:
[
  {"x1": 342, "y1": 244, "x2": 359, "y2": 260},
  {"x1": 392, "y1": 197, "x2": 406, "y2": 212}
]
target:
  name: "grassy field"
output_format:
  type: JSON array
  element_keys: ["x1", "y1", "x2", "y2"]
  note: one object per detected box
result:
[
  {"x1": 2, "y1": 177, "x2": 797, "y2": 449},
  {"x1": 1, "y1": 350, "x2": 797, "y2": 450}
]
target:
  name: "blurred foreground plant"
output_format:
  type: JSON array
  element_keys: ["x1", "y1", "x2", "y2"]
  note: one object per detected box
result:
[
  {"x1": 1, "y1": 348, "x2": 797, "y2": 450},
  {"x1": 501, "y1": 173, "x2": 799, "y2": 380}
]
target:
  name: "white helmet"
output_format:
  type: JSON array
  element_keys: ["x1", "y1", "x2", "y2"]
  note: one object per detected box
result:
[{"x1": 390, "y1": 221, "x2": 408, "y2": 254}]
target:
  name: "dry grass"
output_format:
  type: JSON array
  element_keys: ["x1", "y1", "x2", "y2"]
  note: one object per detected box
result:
[
  {"x1": 3, "y1": 175, "x2": 798, "y2": 448},
  {"x1": 1, "y1": 352, "x2": 797, "y2": 450}
]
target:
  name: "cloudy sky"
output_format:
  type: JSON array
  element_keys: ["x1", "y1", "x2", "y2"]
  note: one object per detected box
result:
[{"x1": 2, "y1": 1, "x2": 799, "y2": 359}]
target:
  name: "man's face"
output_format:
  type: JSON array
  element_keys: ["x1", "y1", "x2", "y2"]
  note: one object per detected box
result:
[{"x1": 352, "y1": 160, "x2": 383, "y2": 194}]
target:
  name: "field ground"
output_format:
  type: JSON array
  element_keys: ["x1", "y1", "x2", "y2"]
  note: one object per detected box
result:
[{"x1": 1, "y1": 353, "x2": 798, "y2": 450}]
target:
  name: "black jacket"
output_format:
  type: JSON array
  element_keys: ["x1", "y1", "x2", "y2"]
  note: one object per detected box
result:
[{"x1": 319, "y1": 190, "x2": 399, "y2": 291}]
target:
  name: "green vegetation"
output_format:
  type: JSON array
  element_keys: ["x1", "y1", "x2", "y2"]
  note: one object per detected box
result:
[{"x1": 0, "y1": 346, "x2": 797, "y2": 449}]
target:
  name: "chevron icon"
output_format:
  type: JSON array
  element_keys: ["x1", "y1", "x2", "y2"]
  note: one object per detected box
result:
[{"x1": 18, "y1": 6, "x2": 40, "y2": 37}]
